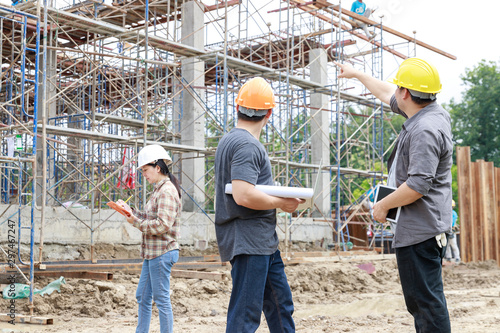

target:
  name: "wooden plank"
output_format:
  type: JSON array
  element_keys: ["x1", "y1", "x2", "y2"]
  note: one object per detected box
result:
[
  {"x1": 288, "y1": 0, "x2": 408, "y2": 59},
  {"x1": 203, "y1": 0, "x2": 239, "y2": 12},
  {"x1": 0, "y1": 313, "x2": 53, "y2": 325},
  {"x1": 485, "y1": 162, "x2": 496, "y2": 261},
  {"x1": 0, "y1": 272, "x2": 110, "y2": 283},
  {"x1": 174, "y1": 262, "x2": 227, "y2": 271},
  {"x1": 283, "y1": 258, "x2": 307, "y2": 265},
  {"x1": 290, "y1": 250, "x2": 378, "y2": 258},
  {"x1": 201, "y1": 255, "x2": 222, "y2": 262},
  {"x1": 456, "y1": 146, "x2": 472, "y2": 262},
  {"x1": 171, "y1": 269, "x2": 227, "y2": 281},
  {"x1": 330, "y1": 5, "x2": 457, "y2": 60},
  {"x1": 472, "y1": 162, "x2": 481, "y2": 261},
  {"x1": 178, "y1": 255, "x2": 221, "y2": 263},
  {"x1": 478, "y1": 161, "x2": 490, "y2": 260},
  {"x1": 33, "y1": 271, "x2": 113, "y2": 280},
  {"x1": 477, "y1": 160, "x2": 496, "y2": 261},
  {"x1": 495, "y1": 168, "x2": 500, "y2": 266},
  {"x1": 3, "y1": 261, "x2": 226, "y2": 275}
]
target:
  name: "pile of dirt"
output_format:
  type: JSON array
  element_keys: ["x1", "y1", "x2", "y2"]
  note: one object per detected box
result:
[
  {"x1": 1, "y1": 255, "x2": 500, "y2": 332},
  {"x1": 7, "y1": 274, "x2": 138, "y2": 318},
  {"x1": 287, "y1": 259, "x2": 400, "y2": 297}
]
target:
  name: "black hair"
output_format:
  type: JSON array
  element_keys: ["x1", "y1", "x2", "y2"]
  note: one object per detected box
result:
[
  {"x1": 149, "y1": 159, "x2": 182, "y2": 199},
  {"x1": 237, "y1": 111, "x2": 267, "y2": 122},
  {"x1": 398, "y1": 86, "x2": 435, "y2": 106}
]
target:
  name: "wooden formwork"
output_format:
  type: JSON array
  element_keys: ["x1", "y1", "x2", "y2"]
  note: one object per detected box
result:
[{"x1": 456, "y1": 146, "x2": 500, "y2": 266}]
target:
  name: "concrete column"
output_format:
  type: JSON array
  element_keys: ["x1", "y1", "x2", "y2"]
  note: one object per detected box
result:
[
  {"x1": 309, "y1": 48, "x2": 331, "y2": 217},
  {"x1": 180, "y1": 1, "x2": 205, "y2": 211},
  {"x1": 36, "y1": 46, "x2": 57, "y2": 206},
  {"x1": 67, "y1": 104, "x2": 82, "y2": 196}
]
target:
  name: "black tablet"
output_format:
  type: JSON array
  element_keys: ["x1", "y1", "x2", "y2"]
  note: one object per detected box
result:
[{"x1": 374, "y1": 185, "x2": 401, "y2": 223}]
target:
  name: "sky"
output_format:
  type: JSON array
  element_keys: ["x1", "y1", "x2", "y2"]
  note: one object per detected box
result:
[
  {"x1": 371, "y1": 0, "x2": 499, "y2": 104},
  {"x1": 1, "y1": 0, "x2": 498, "y2": 105}
]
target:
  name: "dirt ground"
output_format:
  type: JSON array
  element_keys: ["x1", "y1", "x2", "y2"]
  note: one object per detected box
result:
[{"x1": 1, "y1": 246, "x2": 500, "y2": 333}]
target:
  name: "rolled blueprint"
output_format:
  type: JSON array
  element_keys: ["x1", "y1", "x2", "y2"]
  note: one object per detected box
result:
[{"x1": 225, "y1": 184, "x2": 314, "y2": 199}]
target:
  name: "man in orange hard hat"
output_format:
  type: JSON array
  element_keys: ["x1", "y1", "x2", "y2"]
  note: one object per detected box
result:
[
  {"x1": 335, "y1": 59, "x2": 453, "y2": 332},
  {"x1": 215, "y1": 77, "x2": 303, "y2": 332}
]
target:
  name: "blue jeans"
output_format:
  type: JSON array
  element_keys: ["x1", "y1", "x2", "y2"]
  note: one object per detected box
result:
[
  {"x1": 227, "y1": 250, "x2": 295, "y2": 333},
  {"x1": 396, "y1": 237, "x2": 451, "y2": 333},
  {"x1": 136, "y1": 249, "x2": 179, "y2": 333}
]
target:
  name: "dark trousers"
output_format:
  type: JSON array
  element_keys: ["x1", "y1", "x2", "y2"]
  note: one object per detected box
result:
[
  {"x1": 396, "y1": 237, "x2": 451, "y2": 333},
  {"x1": 227, "y1": 250, "x2": 295, "y2": 333}
]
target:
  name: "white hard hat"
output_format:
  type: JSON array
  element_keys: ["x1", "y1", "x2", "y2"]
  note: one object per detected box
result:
[{"x1": 137, "y1": 144, "x2": 173, "y2": 168}]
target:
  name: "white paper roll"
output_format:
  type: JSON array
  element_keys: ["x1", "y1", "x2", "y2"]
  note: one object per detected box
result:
[{"x1": 225, "y1": 184, "x2": 314, "y2": 199}]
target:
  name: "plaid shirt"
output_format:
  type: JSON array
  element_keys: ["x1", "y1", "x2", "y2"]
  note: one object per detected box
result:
[{"x1": 132, "y1": 178, "x2": 181, "y2": 259}]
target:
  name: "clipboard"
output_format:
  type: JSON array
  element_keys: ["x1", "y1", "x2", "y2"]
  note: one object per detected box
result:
[
  {"x1": 373, "y1": 185, "x2": 401, "y2": 223},
  {"x1": 107, "y1": 201, "x2": 131, "y2": 217}
]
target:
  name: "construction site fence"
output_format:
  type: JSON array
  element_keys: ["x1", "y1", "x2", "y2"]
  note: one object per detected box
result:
[{"x1": 456, "y1": 146, "x2": 500, "y2": 266}]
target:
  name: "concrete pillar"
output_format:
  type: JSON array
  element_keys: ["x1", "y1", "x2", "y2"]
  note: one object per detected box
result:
[
  {"x1": 180, "y1": 1, "x2": 205, "y2": 211},
  {"x1": 67, "y1": 105, "x2": 82, "y2": 196},
  {"x1": 36, "y1": 46, "x2": 57, "y2": 206},
  {"x1": 309, "y1": 48, "x2": 331, "y2": 217}
]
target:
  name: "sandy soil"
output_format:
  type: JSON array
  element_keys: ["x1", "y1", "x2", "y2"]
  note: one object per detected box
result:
[{"x1": 1, "y1": 250, "x2": 500, "y2": 333}]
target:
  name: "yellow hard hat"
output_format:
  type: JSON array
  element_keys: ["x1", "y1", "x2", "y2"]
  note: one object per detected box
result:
[
  {"x1": 235, "y1": 77, "x2": 276, "y2": 110},
  {"x1": 452, "y1": 200, "x2": 456, "y2": 207},
  {"x1": 390, "y1": 58, "x2": 442, "y2": 97}
]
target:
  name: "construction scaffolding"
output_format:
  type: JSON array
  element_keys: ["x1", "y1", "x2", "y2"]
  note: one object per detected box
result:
[
  {"x1": 0, "y1": 3, "x2": 40, "y2": 314},
  {"x1": 1, "y1": 0, "x2": 456, "y2": 309}
]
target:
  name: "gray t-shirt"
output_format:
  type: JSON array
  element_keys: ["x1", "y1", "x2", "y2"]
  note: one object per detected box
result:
[
  {"x1": 389, "y1": 95, "x2": 453, "y2": 248},
  {"x1": 214, "y1": 128, "x2": 277, "y2": 262}
]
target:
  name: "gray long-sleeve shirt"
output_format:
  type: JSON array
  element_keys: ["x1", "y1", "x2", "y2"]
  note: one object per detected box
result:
[{"x1": 389, "y1": 95, "x2": 453, "y2": 248}]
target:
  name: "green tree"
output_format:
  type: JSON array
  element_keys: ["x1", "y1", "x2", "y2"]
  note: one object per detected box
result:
[{"x1": 447, "y1": 60, "x2": 500, "y2": 165}]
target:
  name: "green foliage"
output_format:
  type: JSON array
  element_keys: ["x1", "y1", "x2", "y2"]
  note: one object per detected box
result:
[
  {"x1": 451, "y1": 163, "x2": 458, "y2": 209},
  {"x1": 350, "y1": 159, "x2": 384, "y2": 201},
  {"x1": 447, "y1": 60, "x2": 500, "y2": 165},
  {"x1": 352, "y1": 178, "x2": 372, "y2": 200},
  {"x1": 383, "y1": 115, "x2": 405, "y2": 156},
  {"x1": 331, "y1": 104, "x2": 405, "y2": 200},
  {"x1": 204, "y1": 116, "x2": 230, "y2": 213},
  {"x1": 328, "y1": 105, "x2": 403, "y2": 205}
]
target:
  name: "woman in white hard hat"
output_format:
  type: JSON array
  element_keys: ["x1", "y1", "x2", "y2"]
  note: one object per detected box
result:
[{"x1": 117, "y1": 144, "x2": 181, "y2": 333}]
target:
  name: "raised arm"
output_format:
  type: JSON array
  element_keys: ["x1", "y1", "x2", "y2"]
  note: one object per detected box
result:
[{"x1": 334, "y1": 61, "x2": 395, "y2": 105}]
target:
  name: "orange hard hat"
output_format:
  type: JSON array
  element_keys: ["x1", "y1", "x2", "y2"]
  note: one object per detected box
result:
[{"x1": 235, "y1": 77, "x2": 276, "y2": 110}]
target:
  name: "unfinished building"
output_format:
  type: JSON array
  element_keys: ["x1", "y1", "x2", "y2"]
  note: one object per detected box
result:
[{"x1": 0, "y1": 0, "x2": 455, "y2": 310}]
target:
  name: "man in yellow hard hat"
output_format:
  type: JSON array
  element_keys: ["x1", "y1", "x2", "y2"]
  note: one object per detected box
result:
[
  {"x1": 335, "y1": 59, "x2": 453, "y2": 332},
  {"x1": 214, "y1": 77, "x2": 303, "y2": 332}
]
